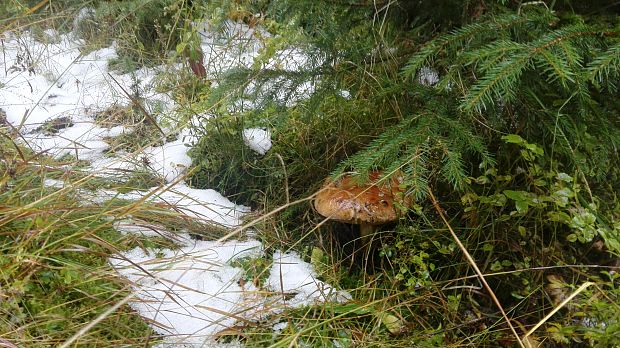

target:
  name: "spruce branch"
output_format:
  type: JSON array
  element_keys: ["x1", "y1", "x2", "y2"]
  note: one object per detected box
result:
[
  {"x1": 587, "y1": 42, "x2": 620, "y2": 92},
  {"x1": 462, "y1": 25, "x2": 613, "y2": 112}
]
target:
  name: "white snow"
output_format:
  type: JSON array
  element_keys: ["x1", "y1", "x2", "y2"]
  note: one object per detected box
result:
[
  {"x1": 141, "y1": 131, "x2": 195, "y2": 183},
  {"x1": 242, "y1": 128, "x2": 272, "y2": 155},
  {"x1": 272, "y1": 321, "x2": 289, "y2": 333},
  {"x1": 1, "y1": 18, "x2": 350, "y2": 347},
  {"x1": 110, "y1": 245, "x2": 350, "y2": 346},
  {"x1": 268, "y1": 251, "x2": 352, "y2": 306},
  {"x1": 116, "y1": 183, "x2": 249, "y2": 227},
  {"x1": 110, "y1": 240, "x2": 264, "y2": 346},
  {"x1": 338, "y1": 90, "x2": 352, "y2": 99},
  {"x1": 417, "y1": 66, "x2": 440, "y2": 86}
]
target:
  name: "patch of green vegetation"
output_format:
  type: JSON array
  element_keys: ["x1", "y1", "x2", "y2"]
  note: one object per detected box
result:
[
  {"x1": 188, "y1": 1, "x2": 620, "y2": 347},
  {"x1": 154, "y1": 66, "x2": 211, "y2": 105},
  {"x1": 0, "y1": 138, "x2": 159, "y2": 346},
  {"x1": 107, "y1": 55, "x2": 143, "y2": 75},
  {"x1": 95, "y1": 102, "x2": 172, "y2": 154},
  {"x1": 230, "y1": 256, "x2": 271, "y2": 288},
  {"x1": 189, "y1": 93, "x2": 392, "y2": 207},
  {"x1": 55, "y1": 153, "x2": 91, "y2": 169},
  {"x1": 91, "y1": 0, "x2": 195, "y2": 71},
  {"x1": 119, "y1": 168, "x2": 166, "y2": 191},
  {"x1": 34, "y1": 116, "x2": 73, "y2": 135},
  {"x1": 102, "y1": 123, "x2": 164, "y2": 154},
  {"x1": 94, "y1": 104, "x2": 137, "y2": 128}
]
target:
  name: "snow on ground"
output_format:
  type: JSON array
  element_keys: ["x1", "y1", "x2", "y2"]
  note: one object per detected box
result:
[
  {"x1": 111, "y1": 242, "x2": 352, "y2": 347},
  {"x1": 142, "y1": 132, "x2": 194, "y2": 183},
  {"x1": 116, "y1": 183, "x2": 249, "y2": 227},
  {"x1": 110, "y1": 239, "x2": 263, "y2": 346},
  {"x1": 0, "y1": 30, "x2": 175, "y2": 168},
  {"x1": 242, "y1": 128, "x2": 272, "y2": 155},
  {"x1": 1, "y1": 18, "x2": 349, "y2": 347},
  {"x1": 268, "y1": 251, "x2": 352, "y2": 306}
]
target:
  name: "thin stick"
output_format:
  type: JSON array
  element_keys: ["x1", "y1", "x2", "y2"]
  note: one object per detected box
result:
[
  {"x1": 523, "y1": 281, "x2": 594, "y2": 339},
  {"x1": 216, "y1": 195, "x2": 316, "y2": 243},
  {"x1": 428, "y1": 189, "x2": 525, "y2": 348}
]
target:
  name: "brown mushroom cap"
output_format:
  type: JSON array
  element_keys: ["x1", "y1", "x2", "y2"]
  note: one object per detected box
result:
[{"x1": 314, "y1": 171, "x2": 407, "y2": 225}]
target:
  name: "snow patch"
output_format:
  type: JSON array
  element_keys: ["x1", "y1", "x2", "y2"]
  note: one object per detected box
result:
[
  {"x1": 115, "y1": 183, "x2": 249, "y2": 227},
  {"x1": 142, "y1": 132, "x2": 195, "y2": 183},
  {"x1": 111, "y1": 240, "x2": 263, "y2": 347},
  {"x1": 242, "y1": 128, "x2": 272, "y2": 155},
  {"x1": 268, "y1": 251, "x2": 352, "y2": 306},
  {"x1": 417, "y1": 66, "x2": 439, "y2": 86}
]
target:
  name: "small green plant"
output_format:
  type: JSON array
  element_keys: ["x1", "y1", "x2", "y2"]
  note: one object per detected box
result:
[
  {"x1": 34, "y1": 116, "x2": 73, "y2": 135},
  {"x1": 230, "y1": 256, "x2": 271, "y2": 287}
]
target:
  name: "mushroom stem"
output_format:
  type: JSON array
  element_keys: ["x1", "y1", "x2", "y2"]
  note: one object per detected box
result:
[{"x1": 359, "y1": 224, "x2": 377, "y2": 250}]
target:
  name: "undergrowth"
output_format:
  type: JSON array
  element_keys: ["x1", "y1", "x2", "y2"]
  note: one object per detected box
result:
[
  {"x1": 2, "y1": 0, "x2": 620, "y2": 347},
  {"x1": 186, "y1": 0, "x2": 620, "y2": 347},
  {"x1": 0, "y1": 135, "x2": 160, "y2": 346}
]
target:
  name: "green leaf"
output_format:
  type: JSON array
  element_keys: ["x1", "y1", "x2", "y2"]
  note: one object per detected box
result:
[
  {"x1": 548, "y1": 211, "x2": 571, "y2": 223},
  {"x1": 503, "y1": 190, "x2": 526, "y2": 201},
  {"x1": 310, "y1": 247, "x2": 324, "y2": 269},
  {"x1": 524, "y1": 142, "x2": 544, "y2": 156},
  {"x1": 502, "y1": 134, "x2": 525, "y2": 145},
  {"x1": 515, "y1": 200, "x2": 529, "y2": 213},
  {"x1": 491, "y1": 261, "x2": 503, "y2": 271},
  {"x1": 331, "y1": 303, "x2": 372, "y2": 315},
  {"x1": 377, "y1": 312, "x2": 404, "y2": 335}
]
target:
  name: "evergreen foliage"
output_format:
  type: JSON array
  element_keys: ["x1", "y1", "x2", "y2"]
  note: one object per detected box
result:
[
  {"x1": 187, "y1": 1, "x2": 620, "y2": 346},
  {"x1": 192, "y1": 1, "x2": 619, "y2": 205}
]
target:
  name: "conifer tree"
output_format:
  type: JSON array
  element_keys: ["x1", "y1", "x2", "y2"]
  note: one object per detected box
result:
[{"x1": 192, "y1": 0, "x2": 619, "y2": 203}]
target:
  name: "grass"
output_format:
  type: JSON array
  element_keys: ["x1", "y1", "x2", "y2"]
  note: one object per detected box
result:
[
  {"x1": 0, "y1": 5, "x2": 208, "y2": 343},
  {"x1": 34, "y1": 116, "x2": 73, "y2": 135},
  {"x1": 0, "y1": 137, "x2": 158, "y2": 346},
  {"x1": 0, "y1": 133, "x2": 235, "y2": 346}
]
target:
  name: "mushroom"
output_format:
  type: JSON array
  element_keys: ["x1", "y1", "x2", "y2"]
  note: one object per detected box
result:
[{"x1": 314, "y1": 171, "x2": 408, "y2": 247}]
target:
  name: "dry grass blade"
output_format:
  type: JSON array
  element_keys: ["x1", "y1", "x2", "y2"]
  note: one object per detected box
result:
[
  {"x1": 0, "y1": 0, "x2": 49, "y2": 32},
  {"x1": 59, "y1": 291, "x2": 135, "y2": 348},
  {"x1": 523, "y1": 281, "x2": 594, "y2": 341},
  {"x1": 216, "y1": 194, "x2": 317, "y2": 243},
  {"x1": 428, "y1": 189, "x2": 525, "y2": 348}
]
